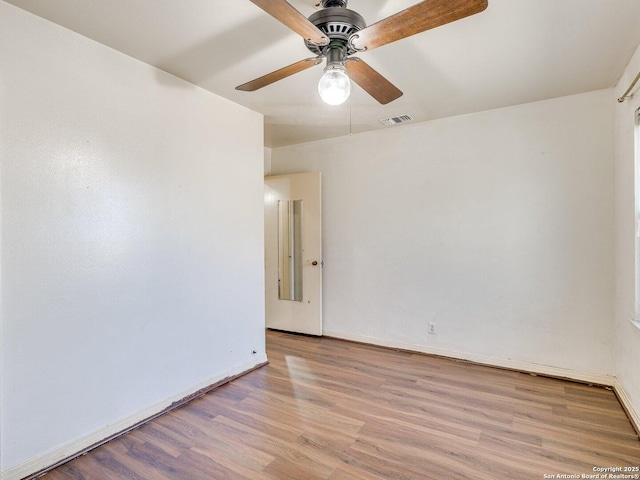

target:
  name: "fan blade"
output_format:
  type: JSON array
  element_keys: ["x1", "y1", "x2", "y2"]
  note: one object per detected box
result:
[
  {"x1": 350, "y1": 0, "x2": 487, "y2": 52},
  {"x1": 236, "y1": 58, "x2": 323, "y2": 92},
  {"x1": 345, "y1": 58, "x2": 403, "y2": 105},
  {"x1": 250, "y1": 0, "x2": 328, "y2": 45}
]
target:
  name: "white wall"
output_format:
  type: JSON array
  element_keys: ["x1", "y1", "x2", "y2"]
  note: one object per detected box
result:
[
  {"x1": 614, "y1": 43, "x2": 640, "y2": 424},
  {"x1": 272, "y1": 90, "x2": 615, "y2": 380},
  {"x1": 0, "y1": 2, "x2": 265, "y2": 476},
  {"x1": 264, "y1": 147, "x2": 272, "y2": 176}
]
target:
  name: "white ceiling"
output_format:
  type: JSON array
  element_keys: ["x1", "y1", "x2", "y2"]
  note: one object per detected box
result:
[{"x1": 6, "y1": 0, "x2": 640, "y2": 147}]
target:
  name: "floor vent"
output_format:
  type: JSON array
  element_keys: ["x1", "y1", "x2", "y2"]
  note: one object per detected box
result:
[{"x1": 379, "y1": 114, "x2": 413, "y2": 126}]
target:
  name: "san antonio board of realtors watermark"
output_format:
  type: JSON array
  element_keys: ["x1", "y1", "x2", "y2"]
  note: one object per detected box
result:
[{"x1": 543, "y1": 466, "x2": 640, "y2": 479}]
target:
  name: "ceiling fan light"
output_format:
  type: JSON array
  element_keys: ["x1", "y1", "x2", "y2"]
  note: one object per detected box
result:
[{"x1": 318, "y1": 65, "x2": 351, "y2": 106}]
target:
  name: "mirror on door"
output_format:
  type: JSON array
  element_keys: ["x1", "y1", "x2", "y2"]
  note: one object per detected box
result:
[{"x1": 278, "y1": 199, "x2": 303, "y2": 302}]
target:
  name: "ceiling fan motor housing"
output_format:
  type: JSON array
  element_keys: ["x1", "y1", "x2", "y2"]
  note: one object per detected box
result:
[{"x1": 305, "y1": 7, "x2": 366, "y2": 56}]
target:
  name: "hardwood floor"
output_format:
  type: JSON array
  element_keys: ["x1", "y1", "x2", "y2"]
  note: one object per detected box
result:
[{"x1": 43, "y1": 331, "x2": 640, "y2": 479}]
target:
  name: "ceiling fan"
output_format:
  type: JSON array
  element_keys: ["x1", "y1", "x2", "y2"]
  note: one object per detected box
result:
[{"x1": 236, "y1": 0, "x2": 488, "y2": 105}]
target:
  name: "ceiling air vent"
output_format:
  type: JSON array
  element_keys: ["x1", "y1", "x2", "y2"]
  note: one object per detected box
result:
[{"x1": 379, "y1": 114, "x2": 413, "y2": 127}]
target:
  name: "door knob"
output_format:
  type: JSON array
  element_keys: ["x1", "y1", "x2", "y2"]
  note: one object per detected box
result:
[{"x1": 311, "y1": 261, "x2": 318, "y2": 266}]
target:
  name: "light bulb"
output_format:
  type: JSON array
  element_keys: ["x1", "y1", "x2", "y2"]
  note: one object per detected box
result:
[{"x1": 318, "y1": 65, "x2": 351, "y2": 106}]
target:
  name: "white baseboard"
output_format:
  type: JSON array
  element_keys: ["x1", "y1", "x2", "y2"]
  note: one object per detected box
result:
[
  {"x1": 614, "y1": 379, "x2": 640, "y2": 437},
  {"x1": 323, "y1": 330, "x2": 615, "y2": 387},
  {"x1": 1, "y1": 354, "x2": 268, "y2": 480}
]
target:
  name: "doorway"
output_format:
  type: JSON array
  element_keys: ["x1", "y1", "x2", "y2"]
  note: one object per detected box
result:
[{"x1": 264, "y1": 172, "x2": 322, "y2": 335}]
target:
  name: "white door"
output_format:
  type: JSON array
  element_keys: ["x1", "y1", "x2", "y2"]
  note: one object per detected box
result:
[{"x1": 265, "y1": 172, "x2": 322, "y2": 335}]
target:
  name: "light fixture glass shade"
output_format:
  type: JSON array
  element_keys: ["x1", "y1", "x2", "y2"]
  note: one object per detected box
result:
[{"x1": 318, "y1": 65, "x2": 351, "y2": 106}]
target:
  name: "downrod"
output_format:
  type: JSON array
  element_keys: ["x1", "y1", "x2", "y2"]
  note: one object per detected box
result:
[{"x1": 321, "y1": 0, "x2": 347, "y2": 8}]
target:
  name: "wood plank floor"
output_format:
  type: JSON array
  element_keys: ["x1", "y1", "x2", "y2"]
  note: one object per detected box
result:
[{"x1": 43, "y1": 331, "x2": 640, "y2": 479}]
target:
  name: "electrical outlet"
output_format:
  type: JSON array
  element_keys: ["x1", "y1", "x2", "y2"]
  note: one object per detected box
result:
[{"x1": 428, "y1": 322, "x2": 436, "y2": 334}]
